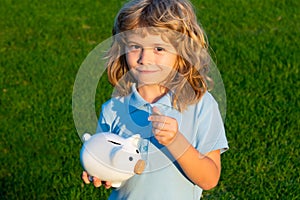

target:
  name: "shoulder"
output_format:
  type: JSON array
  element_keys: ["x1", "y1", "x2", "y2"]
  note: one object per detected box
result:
[
  {"x1": 184, "y1": 91, "x2": 223, "y2": 124},
  {"x1": 201, "y1": 92, "x2": 218, "y2": 105},
  {"x1": 194, "y1": 92, "x2": 219, "y2": 112}
]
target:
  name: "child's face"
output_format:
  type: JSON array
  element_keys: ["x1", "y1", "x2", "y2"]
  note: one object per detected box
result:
[{"x1": 125, "y1": 32, "x2": 177, "y2": 86}]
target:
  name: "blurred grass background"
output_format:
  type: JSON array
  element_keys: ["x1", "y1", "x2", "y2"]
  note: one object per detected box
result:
[{"x1": 0, "y1": 0, "x2": 299, "y2": 199}]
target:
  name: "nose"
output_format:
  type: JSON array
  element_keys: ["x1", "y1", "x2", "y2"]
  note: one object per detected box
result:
[{"x1": 138, "y1": 48, "x2": 154, "y2": 65}]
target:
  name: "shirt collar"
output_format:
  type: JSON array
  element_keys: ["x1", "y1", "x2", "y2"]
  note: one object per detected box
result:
[{"x1": 128, "y1": 84, "x2": 173, "y2": 113}]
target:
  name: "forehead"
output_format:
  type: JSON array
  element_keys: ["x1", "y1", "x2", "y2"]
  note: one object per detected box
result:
[
  {"x1": 125, "y1": 32, "x2": 167, "y2": 43},
  {"x1": 124, "y1": 29, "x2": 177, "y2": 52},
  {"x1": 125, "y1": 27, "x2": 174, "y2": 42}
]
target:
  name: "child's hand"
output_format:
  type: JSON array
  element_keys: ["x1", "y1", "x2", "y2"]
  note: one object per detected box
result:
[
  {"x1": 148, "y1": 106, "x2": 178, "y2": 146},
  {"x1": 82, "y1": 171, "x2": 112, "y2": 189}
]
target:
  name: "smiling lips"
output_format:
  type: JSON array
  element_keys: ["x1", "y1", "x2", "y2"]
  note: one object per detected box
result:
[
  {"x1": 136, "y1": 66, "x2": 161, "y2": 73},
  {"x1": 137, "y1": 69, "x2": 159, "y2": 73},
  {"x1": 131, "y1": 65, "x2": 172, "y2": 85}
]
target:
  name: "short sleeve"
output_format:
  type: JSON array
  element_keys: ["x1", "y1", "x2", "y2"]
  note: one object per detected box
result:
[{"x1": 195, "y1": 93, "x2": 229, "y2": 154}]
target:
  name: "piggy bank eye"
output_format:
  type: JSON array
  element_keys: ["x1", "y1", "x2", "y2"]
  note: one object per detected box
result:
[
  {"x1": 129, "y1": 156, "x2": 133, "y2": 161},
  {"x1": 136, "y1": 149, "x2": 140, "y2": 154}
]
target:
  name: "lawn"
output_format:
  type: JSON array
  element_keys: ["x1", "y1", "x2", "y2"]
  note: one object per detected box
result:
[{"x1": 0, "y1": 0, "x2": 299, "y2": 199}]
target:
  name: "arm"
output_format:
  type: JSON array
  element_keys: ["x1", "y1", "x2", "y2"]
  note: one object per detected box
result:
[
  {"x1": 167, "y1": 133, "x2": 221, "y2": 190},
  {"x1": 148, "y1": 107, "x2": 221, "y2": 190}
]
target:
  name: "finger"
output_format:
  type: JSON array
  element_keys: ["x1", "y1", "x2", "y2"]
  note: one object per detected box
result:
[
  {"x1": 154, "y1": 130, "x2": 176, "y2": 145},
  {"x1": 152, "y1": 106, "x2": 162, "y2": 115},
  {"x1": 153, "y1": 122, "x2": 177, "y2": 134},
  {"x1": 152, "y1": 122, "x2": 168, "y2": 130},
  {"x1": 104, "y1": 181, "x2": 112, "y2": 189},
  {"x1": 148, "y1": 115, "x2": 168, "y2": 123},
  {"x1": 153, "y1": 129, "x2": 170, "y2": 139},
  {"x1": 154, "y1": 130, "x2": 172, "y2": 144},
  {"x1": 154, "y1": 129, "x2": 173, "y2": 137},
  {"x1": 152, "y1": 127, "x2": 160, "y2": 135},
  {"x1": 93, "y1": 177, "x2": 102, "y2": 187},
  {"x1": 82, "y1": 171, "x2": 91, "y2": 184}
]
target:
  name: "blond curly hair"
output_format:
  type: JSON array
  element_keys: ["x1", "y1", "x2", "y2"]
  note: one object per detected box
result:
[{"x1": 106, "y1": 0, "x2": 212, "y2": 111}]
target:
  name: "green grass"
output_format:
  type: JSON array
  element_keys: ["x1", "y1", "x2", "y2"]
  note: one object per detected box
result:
[{"x1": 0, "y1": 0, "x2": 299, "y2": 199}]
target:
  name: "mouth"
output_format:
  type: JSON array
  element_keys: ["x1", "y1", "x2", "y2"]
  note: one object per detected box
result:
[
  {"x1": 137, "y1": 69, "x2": 159, "y2": 73},
  {"x1": 136, "y1": 67, "x2": 160, "y2": 73}
]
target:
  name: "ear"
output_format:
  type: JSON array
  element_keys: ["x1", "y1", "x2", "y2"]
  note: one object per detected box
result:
[
  {"x1": 82, "y1": 133, "x2": 91, "y2": 142},
  {"x1": 129, "y1": 134, "x2": 141, "y2": 147}
]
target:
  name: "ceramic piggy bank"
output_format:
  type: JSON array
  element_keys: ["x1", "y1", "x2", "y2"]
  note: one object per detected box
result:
[{"x1": 80, "y1": 132, "x2": 146, "y2": 187}]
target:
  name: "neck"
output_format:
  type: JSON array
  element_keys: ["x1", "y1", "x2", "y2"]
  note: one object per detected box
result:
[{"x1": 137, "y1": 84, "x2": 168, "y2": 103}]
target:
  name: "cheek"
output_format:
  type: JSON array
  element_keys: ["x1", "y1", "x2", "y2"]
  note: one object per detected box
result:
[
  {"x1": 161, "y1": 53, "x2": 177, "y2": 66},
  {"x1": 125, "y1": 54, "x2": 132, "y2": 68},
  {"x1": 163, "y1": 56, "x2": 177, "y2": 72},
  {"x1": 126, "y1": 52, "x2": 139, "y2": 68}
]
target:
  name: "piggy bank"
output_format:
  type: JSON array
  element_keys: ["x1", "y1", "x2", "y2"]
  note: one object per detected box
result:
[{"x1": 80, "y1": 132, "x2": 146, "y2": 187}]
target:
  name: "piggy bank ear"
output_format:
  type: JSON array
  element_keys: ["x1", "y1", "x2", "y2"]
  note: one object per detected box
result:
[
  {"x1": 82, "y1": 133, "x2": 91, "y2": 142},
  {"x1": 129, "y1": 134, "x2": 141, "y2": 147}
]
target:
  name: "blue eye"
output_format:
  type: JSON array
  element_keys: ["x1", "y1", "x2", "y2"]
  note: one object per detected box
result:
[{"x1": 128, "y1": 45, "x2": 141, "y2": 51}]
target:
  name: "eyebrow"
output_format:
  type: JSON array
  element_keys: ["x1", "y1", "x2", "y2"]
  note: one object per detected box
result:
[
  {"x1": 126, "y1": 41, "x2": 174, "y2": 49},
  {"x1": 154, "y1": 43, "x2": 173, "y2": 48},
  {"x1": 126, "y1": 40, "x2": 141, "y2": 45}
]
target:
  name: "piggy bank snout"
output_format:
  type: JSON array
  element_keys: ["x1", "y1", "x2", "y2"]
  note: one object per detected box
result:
[{"x1": 134, "y1": 159, "x2": 146, "y2": 174}]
